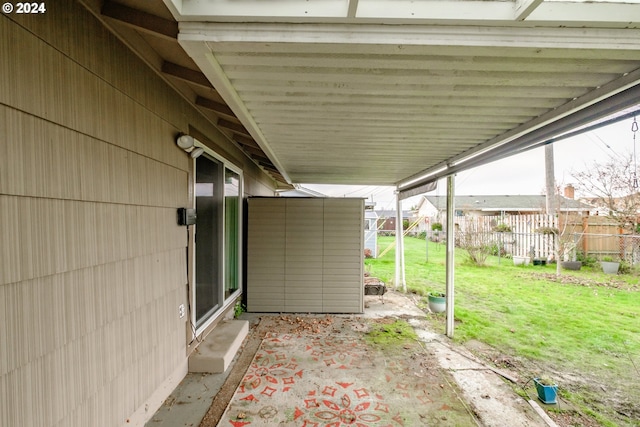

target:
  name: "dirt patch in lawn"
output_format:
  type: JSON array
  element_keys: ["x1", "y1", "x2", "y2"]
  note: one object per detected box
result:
[
  {"x1": 462, "y1": 338, "x2": 640, "y2": 427},
  {"x1": 528, "y1": 272, "x2": 640, "y2": 292}
]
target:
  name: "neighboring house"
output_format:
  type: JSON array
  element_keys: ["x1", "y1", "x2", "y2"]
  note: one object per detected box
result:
[
  {"x1": 376, "y1": 209, "x2": 412, "y2": 231},
  {"x1": 417, "y1": 189, "x2": 593, "y2": 230},
  {"x1": 364, "y1": 206, "x2": 379, "y2": 258},
  {"x1": 580, "y1": 193, "x2": 640, "y2": 224}
]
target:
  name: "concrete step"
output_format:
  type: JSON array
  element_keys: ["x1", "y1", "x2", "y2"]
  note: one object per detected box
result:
[{"x1": 188, "y1": 320, "x2": 249, "y2": 373}]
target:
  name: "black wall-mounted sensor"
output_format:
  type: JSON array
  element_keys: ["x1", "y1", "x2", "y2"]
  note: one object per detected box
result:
[{"x1": 177, "y1": 208, "x2": 197, "y2": 226}]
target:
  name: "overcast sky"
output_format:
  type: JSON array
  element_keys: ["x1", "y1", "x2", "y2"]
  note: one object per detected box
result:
[{"x1": 304, "y1": 113, "x2": 639, "y2": 211}]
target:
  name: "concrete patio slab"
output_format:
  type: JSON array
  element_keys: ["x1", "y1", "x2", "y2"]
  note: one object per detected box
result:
[{"x1": 147, "y1": 291, "x2": 550, "y2": 427}]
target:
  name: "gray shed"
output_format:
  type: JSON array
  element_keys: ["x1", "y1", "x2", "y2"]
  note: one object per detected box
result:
[{"x1": 247, "y1": 197, "x2": 364, "y2": 313}]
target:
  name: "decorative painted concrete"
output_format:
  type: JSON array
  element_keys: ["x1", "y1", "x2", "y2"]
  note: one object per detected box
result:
[{"x1": 218, "y1": 330, "x2": 478, "y2": 426}]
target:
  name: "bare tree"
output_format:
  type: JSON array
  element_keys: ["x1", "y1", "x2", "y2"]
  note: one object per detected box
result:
[
  {"x1": 572, "y1": 152, "x2": 640, "y2": 233},
  {"x1": 538, "y1": 188, "x2": 583, "y2": 276},
  {"x1": 552, "y1": 203, "x2": 583, "y2": 277}
]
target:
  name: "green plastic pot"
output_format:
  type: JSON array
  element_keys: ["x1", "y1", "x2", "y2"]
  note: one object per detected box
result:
[{"x1": 427, "y1": 292, "x2": 446, "y2": 313}]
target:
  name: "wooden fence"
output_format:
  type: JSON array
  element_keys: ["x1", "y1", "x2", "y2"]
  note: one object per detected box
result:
[{"x1": 422, "y1": 214, "x2": 627, "y2": 261}]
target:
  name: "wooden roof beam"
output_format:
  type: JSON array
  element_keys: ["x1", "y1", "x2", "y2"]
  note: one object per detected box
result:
[
  {"x1": 241, "y1": 144, "x2": 269, "y2": 159},
  {"x1": 196, "y1": 96, "x2": 235, "y2": 117},
  {"x1": 218, "y1": 119, "x2": 251, "y2": 137},
  {"x1": 161, "y1": 61, "x2": 213, "y2": 88},
  {"x1": 233, "y1": 135, "x2": 260, "y2": 149},
  {"x1": 258, "y1": 161, "x2": 279, "y2": 172},
  {"x1": 101, "y1": 1, "x2": 178, "y2": 39}
]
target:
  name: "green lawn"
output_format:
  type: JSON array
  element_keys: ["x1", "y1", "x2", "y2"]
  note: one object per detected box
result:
[{"x1": 366, "y1": 236, "x2": 640, "y2": 427}]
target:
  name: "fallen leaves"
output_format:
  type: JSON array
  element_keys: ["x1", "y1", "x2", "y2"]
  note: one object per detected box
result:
[{"x1": 274, "y1": 315, "x2": 335, "y2": 334}]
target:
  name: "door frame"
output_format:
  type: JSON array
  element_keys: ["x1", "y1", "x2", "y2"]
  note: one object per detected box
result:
[{"x1": 188, "y1": 139, "x2": 244, "y2": 339}]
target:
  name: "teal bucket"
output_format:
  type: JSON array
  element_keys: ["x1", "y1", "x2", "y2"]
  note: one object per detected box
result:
[{"x1": 533, "y1": 378, "x2": 558, "y2": 404}]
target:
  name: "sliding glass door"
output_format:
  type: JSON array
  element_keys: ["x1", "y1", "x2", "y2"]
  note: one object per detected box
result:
[
  {"x1": 194, "y1": 154, "x2": 242, "y2": 330},
  {"x1": 224, "y1": 168, "x2": 240, "y2": 298},
  {"x1": 195, "y1": 155, "x2": 222, "y2": 327}
]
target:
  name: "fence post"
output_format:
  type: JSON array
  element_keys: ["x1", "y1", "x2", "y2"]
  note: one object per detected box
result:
[
  {"x1": 582, "y1": 216, "x2": 589, "y2": 256},
  {"x1": 425, "y1": 233, "x2": 429, "y2": 262}
]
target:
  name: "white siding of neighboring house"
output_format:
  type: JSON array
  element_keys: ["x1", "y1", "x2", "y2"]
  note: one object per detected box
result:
[{"x1": 364, "y1": 211, "x2": 378, "y2": 257}]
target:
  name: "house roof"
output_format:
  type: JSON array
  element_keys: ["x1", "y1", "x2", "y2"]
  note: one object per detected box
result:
[
  {"x1": 422, "y1": 195, "x2": 592, "y2": 212},
  {"x1": 375, "y1": 210, "x2": 412, "y2": 219},
  {"x1": 88, "y1": 1, "x2": 640, "y2": 193}
]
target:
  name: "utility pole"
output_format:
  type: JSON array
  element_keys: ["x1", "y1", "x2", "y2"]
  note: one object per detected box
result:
[
  {"x1": 545, "y1": 143, "x2": 561, "y2": 275},
  {"x1": 545, "y1": 143, "x2": 556, "y2": 214}
]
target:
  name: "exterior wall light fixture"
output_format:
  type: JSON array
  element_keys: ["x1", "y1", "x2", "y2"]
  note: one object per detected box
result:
[{"x1": 176, "y1": 134, "x2": 204, "y2": 158}]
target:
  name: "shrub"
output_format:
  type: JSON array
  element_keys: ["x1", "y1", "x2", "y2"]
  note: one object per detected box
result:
[
  {"x1": 618, "y1": 260, "x2": 631, "y2": 275},
  {"x1": 488, "y1": 243, "x2": 508, "y2": 257},
  {"x1": 233, "y1": 301, "x2": 246, "y2": 318},
  {"x1": 431, "y1": 222, "x2": 443, "y2": 231},
  {"x1": 364, "y1": 248, "x2": 373, "y2": 259},
  {"x1": 493, "y1": 223, "x2": 512, "y2": 232},
  {"x1": 576, "y1": 252, "x2": 598, "y2": 268},
  {"x1": 536, "y1": 226, "x2": 559, "y2": 235},
  {"x1": 457, "y1": 230, "x2": 493, "y2": 266}
]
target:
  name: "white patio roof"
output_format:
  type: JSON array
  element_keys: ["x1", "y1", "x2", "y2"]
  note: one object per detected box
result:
[{"x1": 165, "y1": 0, "x2": 640, "y2": 195}]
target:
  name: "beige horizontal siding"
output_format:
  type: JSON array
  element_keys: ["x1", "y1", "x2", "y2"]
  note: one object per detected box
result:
[
  {"x1": 247, "y1": 198, "x2": 286, "y2": 311},
  {"x1": 0, "y1": 195, "x2": 186, "y2": 286},
  {"x1": 0, "y1": 12, "x2": 185, "y2": 172},
  {"x1": 0, "y1": 1, "x2": 276, "y2": 426},
  {"x1": 323, "y1": 272, "x2": 363, "y2": 283},
  {"x1": 1, "y1": 250, "x2": 186, "y2": 426},
  {"x1": 285, "y1": 199, "x2": 324, "y2": 311},
  {"x1": 0, "y1": 105, "x2": 187, "y2": 207},
  {"x1": 323, "y1": 198, "x2": 363, "y2": 312}
]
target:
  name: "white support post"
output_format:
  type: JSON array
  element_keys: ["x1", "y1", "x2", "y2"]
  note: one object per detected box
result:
[
  {"x1": 400, "y1": 220, "x2": 406, "y2": 294},
  {"x1": 445, "y1": 175, "x2": 456, "y2": 338},
  {"x1": 395, "y1": 192, "x2": 401, "y2": 290},
  {"x1": 395, "y1": 191, "x2": 406, "y2": 292}
]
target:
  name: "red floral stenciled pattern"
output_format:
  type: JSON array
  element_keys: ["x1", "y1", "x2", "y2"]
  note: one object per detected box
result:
[
  {"x1": 305, "y1": 336, "x2": 368, "y2": 369},
  {"x1": 295, "y1": 382, "x2": 398, "y2": 426},
  {"x1": 218, "y1": 331, "x2": 471, "y2": 426},
  {"x1": 238, "y1": 334, "x2": 304, "y2": 401}
]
